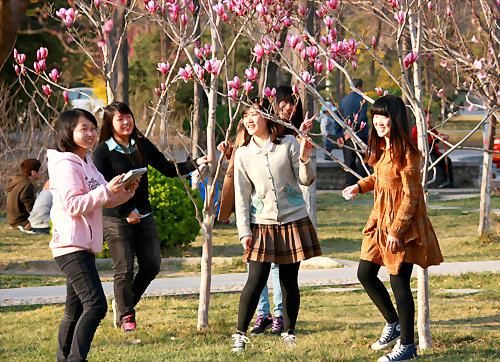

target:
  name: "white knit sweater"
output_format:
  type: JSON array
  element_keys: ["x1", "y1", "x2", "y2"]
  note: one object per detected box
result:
[{"x1": 234, "y1": 135, "x2": 315, "y2": 239}]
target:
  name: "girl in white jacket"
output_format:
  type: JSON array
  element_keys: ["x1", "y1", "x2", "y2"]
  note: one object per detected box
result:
[{"x1": 48, "y1": 109, "x2": 138, "y2": 362}]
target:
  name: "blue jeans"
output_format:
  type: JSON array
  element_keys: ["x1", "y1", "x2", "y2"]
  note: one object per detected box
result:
[{"x1": 256, "y1": 263, "x2": 282, "y2": 317}]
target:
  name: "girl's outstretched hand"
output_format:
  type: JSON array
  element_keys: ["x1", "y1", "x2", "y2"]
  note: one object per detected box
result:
[
  {"x1": 299, "y1": 135, "x2": 313, "y2": 163},
  {"x1": 240, "y1": 236, "x2": 252, "y2": 251},
  {"x1": 342, "y1": 184, "x2": 360, "y2": 200}
]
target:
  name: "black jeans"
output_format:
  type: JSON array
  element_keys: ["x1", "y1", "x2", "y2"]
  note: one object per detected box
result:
[
  {"x1": 54, "y1": 250, "x2": 107, "y2": 362},
  {"x1": 237, "y1": 261, "x2": 301, "y2": 334},
  {"x1": 103, "y1": 214, "x2": 161, "y2": 320},
  {"x1": 357, "y1": 260, "x2": 415, "y2": 345},
  {"x1": 343, "y1": 138, "x2": 369, "y2": 185}
]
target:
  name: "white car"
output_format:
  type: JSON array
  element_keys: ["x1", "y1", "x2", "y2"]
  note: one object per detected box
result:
[{"x1": 68, "y1": 87, "x2": 105, "y2": 118}]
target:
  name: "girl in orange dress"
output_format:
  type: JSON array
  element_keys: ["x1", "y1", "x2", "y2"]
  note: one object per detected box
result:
[{"x1": 343, "y1": 95, "x2": 443, "y2": 362}]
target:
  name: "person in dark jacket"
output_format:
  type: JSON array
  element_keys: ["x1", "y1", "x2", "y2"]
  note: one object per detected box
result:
[
  {"x1": 6, "y1": 158, "x2": 42, "y2": 229},
  {"x1": 93, "y1": 102, "x2": 209, "y2": 333},
  {"x1": 334, "y1": 79, "x2": 370, "y2": 185}
]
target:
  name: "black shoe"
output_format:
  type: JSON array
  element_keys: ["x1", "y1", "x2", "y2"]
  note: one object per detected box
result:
[
  {"x1": 250, "y1": 315, "x2": 273, "y2": 335},
  {"x1": 270, "y1": 316, "x2": 284, "y2": 335}
]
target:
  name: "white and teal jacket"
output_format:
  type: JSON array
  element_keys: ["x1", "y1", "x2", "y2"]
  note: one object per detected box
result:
[{"x1": 234, "y1": 134, "x2": 315, "y2": 239}]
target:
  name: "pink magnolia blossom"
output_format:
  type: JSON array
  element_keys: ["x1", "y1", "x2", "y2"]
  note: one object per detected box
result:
[
  {"x1": 97, "y1": 39, "x2": 106, "y2": 48},
  {"x1": 427, "y1": 2, "x2": 432, "y2": 10},
  {"x1": 154, "y1": 87, "x2": 160, "y2": 96},
  {"x1": 180, "y1": 14, "x2": 188, "y2": 26},
  {"x1": 371, "y1": 36, "x2": 377, "y2": 48},
  {"x1": 384, "y1": 90, "x2": 389, "y2": 96},
  {"x1": 34, "y1": 62, "x2": 41, "y2": 73},
  {"x1": 325, "y1": 0, "x2": 339, "y2": 10},
  {"x1": 203, "y1": 44, "x2": 212, "y2": 57},
  {"x1": 228, "y1": 76, "x2": 242, "y2": 89},
  {"x1": 348, "y1": 120, "x2": 352, "y2": 127},
  {"x1": 473, "y1": 59, "x2": 483, "y2": 70},
  {"x1": 94, "y1": 0, "x2": 101, "y2": 6},
  {"x1": 157, "y1": 62, "x2": 171, "y2": 75},
  {"x1": 63, "y1": 90, "x2": 69, "y2": 103},
  {"x1": 446, "y1": 7, "x2": 452, "y2": 16},
  {"x1": 49, "y1": 69, "x2": 61, "y2": 82},
  {"x1": 244, "y1": 67, "x2": 258, "y2": 81},
  {"x1": 38, "y1": 59, "x2": 46, "y2": 72},
  {"x1": 296, "y1": 41, "x2": 304, "y2": 52},
  {"x1": 213, "y1": 2, "x2": 225, "y2": 16},
  {"x1": 467, "y1": 104, "x2": 474, "y2": 112},
  {"x1": 243, "y1": 81, "x2": 253, "y2": 93},
  {"x1": 471, "y1": 35, "x2": 479, "y2": 43},
  {"x1": 360, "y1": 121, "x2": 366, "y2": 130},
  {"x1": 193, "y1": 64, "x2": 204, "y2": 80},
  {"x1": 353, "y1": 114, "x2": 359, "y2": 123},
  {"x1": 204, "y1": 59, "x2": 221, "y2": 74},
  {"x1": 330, "y1": 28, "x2": 337, "y2": 40},
  {"x1": 14, "y1": 65, "x2": 20, "y2": 75},
  {"x1": 178, "y1": 64, "x2": 193, "y2": 82},
  {"x1": 253, "y1": 44, "x2": 264, "y2": 62},
  {"x1": 42, "y1": 84, "x2": 52, "y2": 96},
  {"x1": 13, "y1": 48, "x2": 18, "y2": 60},
  {"x1": 57, "y1": 8, "x2": 79, "y2": 26},
  {"x1": 300, "y1": 49, "x2": 307, "y2": 61},
  {"x1": 306, "y1": 46, "x2": 318, "y2": 60},
  {"x1": 436, "y1": 88, "x2": 444, "y2": 97},
  {"x1": 299, "y1": 71, "x2": 315, "y2": 84},
  {"x1": 161, "y1": 82, "x2": 166, "y2": 91},
  {"x1": 390, "y1": 0, "x2": 399, "y2": 7},
  {"x1": 228, "y1": 88, "x2": 239, "y2": 99},
  {"x1": 375, "y1": 87, "x2": 383, "y2": 96},
  {"x1": 314, "y1": 59, "x2": 323, "y2": 73},
  {"x1": 477, "y1": 72, "x2": 487, "y2": 80},
  {"x1": 351, "y1": 60, "x2": 357, "y2": 70},
  {"x1": 292, "y1": 84, "x2": 299, "y2": 94},
  {"x1": 169, "y1": 4, "x2": 180, "y2": 22},
  {"x1": 104, "y1": 20, "x2": 113, "y2": 34},
  {"x1": 286, "y1": 35, "x2": 301, "y2": 48},
  {"x1": 17, "y1": 53, "x2": 26, "y2": 65},
  {"x1": 194, "y1": 47, "x2": 203, "y2": 59},
  {"x1": 403, "y1": 52, "x2": 418, "y2": 68},
  {"x1": 326, "y1": 59, "x2": 335, "y2": 72},
  {"x1": 37, "y1": 47, "x2": 48, "y2": 61},
  {"x1": 298, "y1": 5, "x2": 306, "y2": 16},
  {"x1": 263, "y1": 87, "x2": 276, "y2": 99},
  {"x1": 255, "y1": 3, "x2": 267, "y2": 17},
  {"x1": 394, "y1": 10, "x2": 404, "y2": 24},
  {"x1": 145, "y1": 1, "x2": 159, "y2": 14},
  {"x1": 323, "y1": 16, "x2": 334, "y2": 28},
  {"x1": 56, "y1": 8, "x2": 67, "y2": 20}
]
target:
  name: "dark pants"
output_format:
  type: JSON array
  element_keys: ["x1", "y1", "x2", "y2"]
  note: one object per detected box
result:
[
  {"x1": 103, "y1": 214, "x2": 161, "y2": 321},
  {"x1": 237, "y1": 261, "x2": 301, "y2": 333},
  {"x1": 343, "y1": 138, "x2": 369, "y2": 185},
  {"x1": 54, "y1": 250, "x2": 107, "y2": 362},
  {"x1": 357, "y1": 260, "x2": 415, "y2": 345},
  {"x1": 430, "y1": 149, "x2": 454, "y2": 187}
]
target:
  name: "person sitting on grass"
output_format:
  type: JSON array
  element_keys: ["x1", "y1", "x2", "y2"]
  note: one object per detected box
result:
[
  {"x1": 28, "y1": 179, "x2": 52, "y2": 234},
  {"x1": 7, "y1": 158, "x2": 42, "y2": 231}
]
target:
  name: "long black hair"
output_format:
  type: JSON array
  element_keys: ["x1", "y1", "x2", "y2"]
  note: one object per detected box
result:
[
  {"x1": 55, "y1": 108, "x2": 97, "y2": 153},
  {"x1": 275, "y1": 85, "x2": 304, "y2": 136},
  {"x1": 98, "y1": 101, "x2": 145, "y2": 166},
  {"x1": 241, "y1": 97, "x2": 282, "y2": 146},
  {"x1": 365, "y1": 95, "x2": 420, "y2": 169}
]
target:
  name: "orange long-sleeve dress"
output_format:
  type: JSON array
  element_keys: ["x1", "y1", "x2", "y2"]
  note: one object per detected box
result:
[{"x1": 357, "y1": 148, "x2": 443, "y2": 275}]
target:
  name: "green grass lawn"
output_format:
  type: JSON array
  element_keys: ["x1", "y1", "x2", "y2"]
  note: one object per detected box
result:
[{"x1": 0, "y1": 273, "x2": 498, "y2": 361}]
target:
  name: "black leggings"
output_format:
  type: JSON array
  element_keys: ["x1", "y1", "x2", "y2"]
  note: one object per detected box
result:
[
  {"x1": 237, "y1": 261, "x2": 300, "y2": 333},
  {"x1": 357, "y1": 260, "x2": 415, "y2": 345}
]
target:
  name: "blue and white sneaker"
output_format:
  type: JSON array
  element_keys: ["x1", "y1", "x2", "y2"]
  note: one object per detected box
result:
[
  {"x1": 371, "y1": 321, "x2": 401, "y2": 350},
  {"x1": 378, "y1": 340, "x2": 417, "y2": 361},
  {"x1": 231, "y1": 333, "x2": 250, "y2": 352}
]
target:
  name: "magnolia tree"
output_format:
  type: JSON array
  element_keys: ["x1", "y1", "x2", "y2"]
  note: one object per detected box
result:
[{"x1": 10, "y1": 0, "x2": 499, "y2": 345}]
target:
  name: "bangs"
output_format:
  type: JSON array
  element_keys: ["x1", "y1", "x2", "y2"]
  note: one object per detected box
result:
[{"x1": 370, "y1": 100, "x2": 390, "y2": 119}]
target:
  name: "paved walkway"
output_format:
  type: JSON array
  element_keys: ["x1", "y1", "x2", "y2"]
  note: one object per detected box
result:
[{"x1": 1, "y1": 260, "x2": 498, "y2": 307}]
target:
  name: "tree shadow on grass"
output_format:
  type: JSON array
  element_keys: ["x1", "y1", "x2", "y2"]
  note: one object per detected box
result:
[
  {"x1": 0, "y1": 303, "x2": 49, "y2": 312},
  {"x1": 432, "y1": 315, "x2": 500, "y2": 328},
  {"x1": 319, "y1": 237, "x2": 361, "y2": 254}
]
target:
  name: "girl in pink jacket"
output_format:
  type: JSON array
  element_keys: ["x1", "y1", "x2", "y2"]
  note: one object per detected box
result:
[{"x1": 48, "y1": 109, "x2": 138, "y2": 362}]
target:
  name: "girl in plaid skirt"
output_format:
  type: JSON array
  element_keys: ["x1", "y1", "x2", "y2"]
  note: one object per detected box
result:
[
  {"x1": 230, "y1": 98, "x2": 322, "y2": 351},
  {"x1": 343, "y1": 95, "x2": 443, "y2": 362}
]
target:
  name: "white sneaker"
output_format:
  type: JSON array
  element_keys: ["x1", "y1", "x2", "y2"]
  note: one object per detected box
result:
[
  {"x1": 378, "y1": 340, "x2": 418, "y2": 361},
  {"x1": 111, "y1": 299, "x2": 120, "y2": 328},
  {"x1": 231, "y1": 333, "x2": 250, "y2": 352},
  {"x1": 281, "y1": 332, "x2": 296, "y2": 346},
  {"x1": 372, "y1": 321, "x2": 401, "y2": 350}
]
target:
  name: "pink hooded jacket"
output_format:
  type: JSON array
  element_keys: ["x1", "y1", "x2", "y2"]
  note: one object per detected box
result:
[{"x1": 47, "y1": 149, "x2": 133, "y2": 257}]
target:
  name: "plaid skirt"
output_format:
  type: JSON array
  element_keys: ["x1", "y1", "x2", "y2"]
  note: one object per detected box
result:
[{"x1": 244, "y1": 217, "x2": 322, "y2": 264}]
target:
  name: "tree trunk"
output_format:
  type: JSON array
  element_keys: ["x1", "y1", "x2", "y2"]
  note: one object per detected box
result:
[
  {"x1": 191, "y1": 1, "x2": 203, "y2": 160},
  {"x1": 197, "y1": 7, "x2": 220, "y2": 330},
  {"x1": 107, "y1": 6, "x2": 129, "y2": 104},
  {"x1": 478, "y1": 114, "x2": 497, "y2": 235},
  {"x1": 408, "y1": 3, "x2": 432, "y2": 349}
]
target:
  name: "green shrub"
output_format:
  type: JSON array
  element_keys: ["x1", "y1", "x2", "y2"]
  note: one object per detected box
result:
[{"x1": 148, "y1": 167, "x2": 203, "y2": 252}]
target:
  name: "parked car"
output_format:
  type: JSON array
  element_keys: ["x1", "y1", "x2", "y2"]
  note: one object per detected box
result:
[{"x1": 67, "y1": 87, "x2": 105, "y2": 118}]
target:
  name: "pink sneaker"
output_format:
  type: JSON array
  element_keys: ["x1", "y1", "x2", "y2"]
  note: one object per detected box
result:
[{"x1": 121, "y1": 314, "x2": 136, "y2": 333}]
